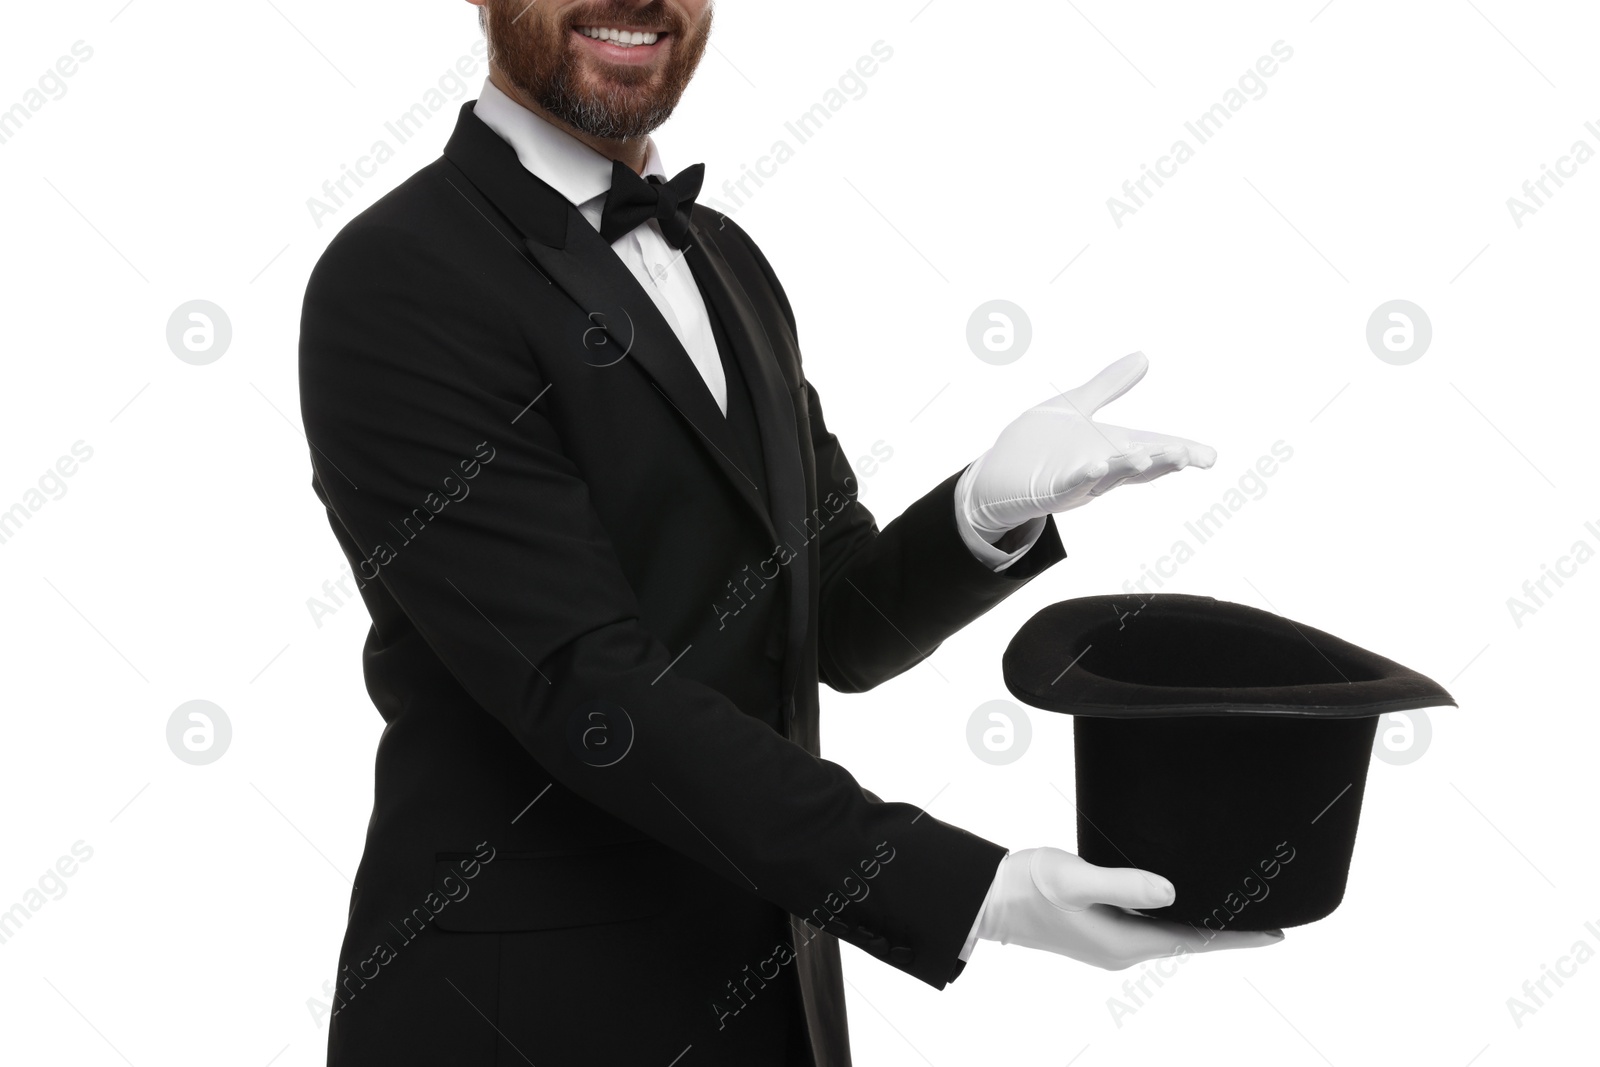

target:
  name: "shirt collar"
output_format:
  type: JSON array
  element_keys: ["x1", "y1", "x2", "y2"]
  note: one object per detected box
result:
[{"x1": 473, "y1": 76, "x2": 666, "y2": 218}]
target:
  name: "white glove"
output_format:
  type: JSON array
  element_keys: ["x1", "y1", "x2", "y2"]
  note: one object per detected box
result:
[
  {"x1": 958, "y1": 352, "x2": 1216, "y2": 542},
  {"x1": 967, "y1": 848, "x2": 1283, "y2": 969}
]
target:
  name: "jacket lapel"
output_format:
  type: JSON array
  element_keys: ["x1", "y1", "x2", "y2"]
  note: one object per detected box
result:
[
  {"x1": 441, "y1": 102, "x2": 809, "y2": 701},
  {"x1": 441, "y1": 103, "x2": 776, "y2": 543}
]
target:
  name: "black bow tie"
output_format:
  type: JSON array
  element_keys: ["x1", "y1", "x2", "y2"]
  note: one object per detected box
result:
[{"x1": 599, "y1": 158, "x2": 705, "y2": 250}]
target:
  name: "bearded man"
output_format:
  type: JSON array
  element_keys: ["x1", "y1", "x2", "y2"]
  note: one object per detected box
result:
[{"x1": 297, "y1": 3, "x2": 1275, "y2": 1063}]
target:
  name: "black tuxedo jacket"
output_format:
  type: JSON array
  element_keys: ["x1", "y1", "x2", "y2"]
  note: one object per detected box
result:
[{"x1": 298, "y1": 100, "x2": 1066, "y2": 1067}]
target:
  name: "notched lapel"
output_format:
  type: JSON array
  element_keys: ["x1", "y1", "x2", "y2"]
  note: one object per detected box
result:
[{"x1": 525, "y1": 219, "x2": 776, "y2": 542}]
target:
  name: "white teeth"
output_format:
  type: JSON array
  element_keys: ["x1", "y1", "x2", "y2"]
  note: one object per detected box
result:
[{"x1": 577, "y1": 26, "x2": 660, "y2": 46}]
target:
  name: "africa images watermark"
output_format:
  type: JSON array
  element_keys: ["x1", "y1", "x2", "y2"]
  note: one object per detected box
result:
[
  {"x1": 710, "y1": 474, "x2": 856, "y2": 631},
  {"x1": 1504, "y1": 119, "x2": 1600, "y2": 229},
  {"x1": 1504, "y1": 917, "x2": 1600, "y2": 1030},
  {"x1": 1120, "y1": 440, "x2": 1295, "y2": 596},
  {"x1": 306, "y1": 39, "x2": 490, "y2": 229},
  {"x1": 309, "y1": 841, "x2": 497, "y2": 1025},
  {"x1": 305, "y1": 440, "x2": 497, "y2": 627},
  {"x1": 0, "y1": 440, "x2": 94, "y2": 549},
  {"x1": 699, "y1": 40, "x2": 894, "y2": 220},
  {"x1": 710, "y1": 440, "x2": 893, "y2": 630},
  {"x1": 1504, "y1": 517, "x2": 1600, "y2": 629},
  {"x1": 1105, "y1": 839, "x2": 1296, "y2": 1029},
  {"x1": 1107, "y1": 40, "x2": 1295, "y2": 229},
  {"x1": 0, "y1": 840, "x2": 94, "y2": 949},
  {"x1": 0, "y1": 40, "x2": 95, "y2": 148},
  {"x1": 711, "y1": 840, "x2": 898, "y2": 1032}
]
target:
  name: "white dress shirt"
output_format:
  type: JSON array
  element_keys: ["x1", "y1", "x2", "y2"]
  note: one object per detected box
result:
[{"x1": 472, "y1": 76, "x2": 1042, "y2": 576}]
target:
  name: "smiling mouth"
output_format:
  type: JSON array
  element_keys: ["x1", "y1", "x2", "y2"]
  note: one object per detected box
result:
[{"x1": 574, "y1": 25, "x2": 669, "y2": 48}]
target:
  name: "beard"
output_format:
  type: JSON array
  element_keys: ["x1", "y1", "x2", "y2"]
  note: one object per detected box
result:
[{"x1": 483, "y1": 0, "x2": 714, "y2": 140}]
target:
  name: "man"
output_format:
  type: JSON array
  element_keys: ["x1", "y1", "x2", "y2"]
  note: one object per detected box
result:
[{"x1": 297, "y1": 2, "x2": 1278, "y2": 1063}]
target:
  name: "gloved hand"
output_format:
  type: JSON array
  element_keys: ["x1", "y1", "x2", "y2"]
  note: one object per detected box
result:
[
  {"x1": 957, "y1": 352, "x2": 1216, "y2": 542},
  {"x1": 971, "y1": 847, "x2": 1283, "y2": 969}
]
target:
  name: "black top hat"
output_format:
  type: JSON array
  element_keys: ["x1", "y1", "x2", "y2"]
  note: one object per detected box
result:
[{"x1": 1003, "y1": 593, "x2": 1456, "y2": 931}]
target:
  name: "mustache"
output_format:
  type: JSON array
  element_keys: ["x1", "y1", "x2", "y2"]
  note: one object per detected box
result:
[{"x1": 558, "y1": 1, "x2": 689, "y2": 35}]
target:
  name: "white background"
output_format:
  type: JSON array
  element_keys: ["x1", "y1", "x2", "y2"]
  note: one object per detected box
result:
[{"x1": 2, "y1": 1, "x2": 1596, "y2": 1064}]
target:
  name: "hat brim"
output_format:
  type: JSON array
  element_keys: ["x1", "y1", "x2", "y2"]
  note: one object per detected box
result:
[{"x1": 1003, "y1": 593, "x2": 1457, "y2": 719}]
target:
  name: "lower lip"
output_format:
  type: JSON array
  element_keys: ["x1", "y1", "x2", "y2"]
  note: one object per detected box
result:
[{"x1": 571, "y1": 28, "x2": 670, "y2": 66}]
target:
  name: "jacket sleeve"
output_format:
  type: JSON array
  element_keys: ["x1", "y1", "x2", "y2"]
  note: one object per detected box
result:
[
  {"x1": 726, "y1": 223, "x2": 1068, "y2": 695},
  {"x1": 299, "y1": 219, "x2": 1006, "y2": 989}
]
